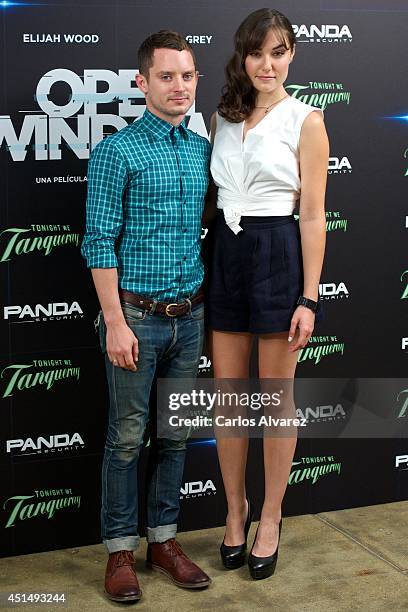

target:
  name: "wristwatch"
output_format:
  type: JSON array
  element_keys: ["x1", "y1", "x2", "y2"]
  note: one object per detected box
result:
[{"x1": 297, "y1": 296, "x2": 318, "y2": 313}]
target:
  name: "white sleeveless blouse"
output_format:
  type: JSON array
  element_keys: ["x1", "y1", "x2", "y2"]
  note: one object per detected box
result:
[{"x1": 210, "y1": 96, "x2": 323, "y2": 234}]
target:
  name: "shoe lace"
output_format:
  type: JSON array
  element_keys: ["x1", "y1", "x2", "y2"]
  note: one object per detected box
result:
[
  {"x1": 114, "y1": 550, "x2": 134, "y2": 568},
  {"x1": 167, "y1": 538, "x2": 185, "y2": 558}
]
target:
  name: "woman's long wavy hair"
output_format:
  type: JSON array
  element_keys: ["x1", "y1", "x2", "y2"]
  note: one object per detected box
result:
[{"x1": 218, "y1": 8, "x2": 296, "y2": 123}]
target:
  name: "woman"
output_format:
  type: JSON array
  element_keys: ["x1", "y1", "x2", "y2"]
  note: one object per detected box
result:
[{"x1": 207, "y1": 9, "x2": 329, "y2": 580}]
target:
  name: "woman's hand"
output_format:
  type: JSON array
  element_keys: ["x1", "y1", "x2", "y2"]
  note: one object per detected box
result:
[{"x1": 287, "y1": 306, "x2": 315, "y2": 352}]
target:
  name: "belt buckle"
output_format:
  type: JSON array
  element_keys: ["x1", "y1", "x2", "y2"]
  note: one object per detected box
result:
[{"x1": 165, "y1": 303, "x2": 179, "y2": 317}]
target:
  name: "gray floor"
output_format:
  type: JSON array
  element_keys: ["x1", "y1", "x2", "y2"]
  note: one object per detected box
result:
[{"x1": 1, "y1": 501, "x2": 408, "y2": 611}]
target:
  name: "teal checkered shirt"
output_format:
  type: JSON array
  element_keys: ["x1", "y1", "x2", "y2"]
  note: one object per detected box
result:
[{"x1": 81, "y1": 109, "x2": 211, "y2": 300}]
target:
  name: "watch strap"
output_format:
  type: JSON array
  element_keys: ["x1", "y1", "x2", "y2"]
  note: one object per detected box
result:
[{"x1": 297, "y1": 296, "x2": 318, "y2": 313}]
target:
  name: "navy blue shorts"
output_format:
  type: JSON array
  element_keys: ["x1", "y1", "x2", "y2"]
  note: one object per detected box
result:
[{"x1": 206, "y1": 212, "x2": 322, "y2": 334}]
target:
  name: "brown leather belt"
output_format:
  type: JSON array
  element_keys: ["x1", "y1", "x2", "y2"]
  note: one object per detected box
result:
[{"x1": 119, "y1": 288, "x2": 204, "y2": 317}]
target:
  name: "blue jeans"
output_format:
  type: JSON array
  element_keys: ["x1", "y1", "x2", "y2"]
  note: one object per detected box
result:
[{"x1": 97, "y1": 300, "x2": 204, "y2": 553}]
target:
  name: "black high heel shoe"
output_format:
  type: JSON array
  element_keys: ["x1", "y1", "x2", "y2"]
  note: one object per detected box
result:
[
  {"x1": 248, "y1": 518, "x2": 282, "y2": 580},
  {"x1": 220, "y1": 498, "x2": 253, "y2": 569}
]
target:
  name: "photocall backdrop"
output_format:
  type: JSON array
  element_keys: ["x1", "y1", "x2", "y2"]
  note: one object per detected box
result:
[{"x1": 0, "y1": 0, "x2": 407, "y2": 557}]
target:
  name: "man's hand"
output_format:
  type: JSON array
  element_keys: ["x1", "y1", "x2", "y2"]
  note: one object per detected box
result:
[{"x1": 106, "y1": 321, "x2": 139, "y2": 371}]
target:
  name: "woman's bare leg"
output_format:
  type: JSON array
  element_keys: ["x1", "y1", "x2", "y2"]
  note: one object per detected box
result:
[
  {"x1": 251, "y1": 332, "x2": 298, "y2": 556},
  {"x1": 210, "y1": 329, "x2": 254, "y2": 546}
]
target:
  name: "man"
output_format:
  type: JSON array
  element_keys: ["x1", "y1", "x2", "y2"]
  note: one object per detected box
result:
[{"x1": 81, "y1": 30, "x2": 211, "y2": 602}]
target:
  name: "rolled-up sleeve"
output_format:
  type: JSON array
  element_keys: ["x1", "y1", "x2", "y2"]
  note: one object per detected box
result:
[{"x1": 81, "y1": 140, "x2": 128, "y2": 268}]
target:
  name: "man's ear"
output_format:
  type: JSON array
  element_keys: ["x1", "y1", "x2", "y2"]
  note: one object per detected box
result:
[{"x1": 135, "y1": 72, "x2": 148, "y2": 94}]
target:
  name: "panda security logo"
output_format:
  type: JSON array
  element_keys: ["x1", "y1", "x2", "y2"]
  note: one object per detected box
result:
[
  {"x1": 180, "y1": 479, "x2": 216, "y2": 500},
  {"x1": 4, "y1": 301, "x2": 84, "y2": 323},
  {"x1": 6, "y1": 432, "x2": 85, "y2": 457},
  {"x1": 198, "y1": 355, "x2": 212, "y2": 374},
  {"x1": 328, "y1": 156, "x2": 352, "y2": 175},
  {"x1": 395, "y1": 455, "x2": 408, "y2": 471},
  {"x1": 296, "y1": 403, "x2": 346, "y2": 424},
  {"x1": 292, "y1": 24, "x2": 352, "y2": 44},
  {"x1": 319, "y1": 282, "x2": 349, "y2": 301}
]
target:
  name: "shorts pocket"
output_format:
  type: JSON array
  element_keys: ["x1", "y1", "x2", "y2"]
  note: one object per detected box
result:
[
  {"x1": 269, "y1": 229, "x2": 286, "y2": 275},
  {"x1": 283, "y1": 224, "x2": 303, "y2": 278}
]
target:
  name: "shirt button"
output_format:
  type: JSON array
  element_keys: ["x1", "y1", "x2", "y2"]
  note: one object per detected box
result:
[
  {"x1": 181, "y1": 171, "x2": 186, "y2": 176},
  {"x1": 182, "y1": 228, "x2": 187, "y2": 233},
  {"x1": 182, "y1": 256, "x2": 187, "y2": 261}
]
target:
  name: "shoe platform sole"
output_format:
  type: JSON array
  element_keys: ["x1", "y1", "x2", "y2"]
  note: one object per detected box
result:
[
  {"x1": 146, "y1": 562, "x2": 211, "y2": 588},
  {"x1": 249, "y1": 565, "x2": 277, "y2": 580}
]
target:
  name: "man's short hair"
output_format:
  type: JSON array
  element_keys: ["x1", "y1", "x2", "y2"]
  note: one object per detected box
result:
[{"x1": 137, "y1": 30, "x2": 196, "y2": 78}]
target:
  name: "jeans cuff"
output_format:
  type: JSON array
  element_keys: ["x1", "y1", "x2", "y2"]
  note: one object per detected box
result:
[
  {"x1": 146, "y1": 524, "x2": 177, "y2": 543},
  {"x1": 103, "y1": 535, "x2": 140, "y2": 553}
]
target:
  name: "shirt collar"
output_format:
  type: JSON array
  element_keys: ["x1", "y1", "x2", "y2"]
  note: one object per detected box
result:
[{"x1": 140, "y1": 108, "x2": 189, "y2": 140}]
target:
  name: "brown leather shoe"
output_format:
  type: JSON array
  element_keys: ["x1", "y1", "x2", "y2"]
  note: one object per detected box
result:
[
  {"x1": 104, "y1": 550, "x2": 142, "y2": 602},
  {"x1": 146, "y1": 539, "x2": 211, "y2": 589}
]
